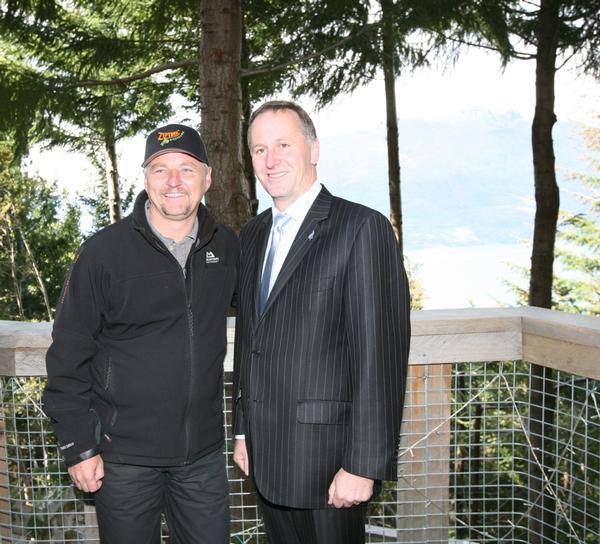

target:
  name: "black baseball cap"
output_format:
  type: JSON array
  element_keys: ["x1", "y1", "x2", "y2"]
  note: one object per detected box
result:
[{"x1": 142, "y1": 123, "x2": 209, "y2": 167}]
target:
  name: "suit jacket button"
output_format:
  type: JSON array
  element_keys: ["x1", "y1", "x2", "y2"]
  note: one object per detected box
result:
[{"x1": 252, "y1": 349, "x2": 261, "y2": 356}]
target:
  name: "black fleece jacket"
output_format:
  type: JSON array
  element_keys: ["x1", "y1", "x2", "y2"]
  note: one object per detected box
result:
[{"x1": 43, "y1": 191, "x2": 238, "y2": 467}]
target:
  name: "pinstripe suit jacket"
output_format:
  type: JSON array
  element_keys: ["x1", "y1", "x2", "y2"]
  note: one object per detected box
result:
[{"x1": 233, "y1": 186, "x2": 410, "y2": 509}]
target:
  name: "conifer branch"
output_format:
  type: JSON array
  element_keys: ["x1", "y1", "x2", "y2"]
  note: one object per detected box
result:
[{"x1": 55, "y1": 21, "x2": 382, "y2": 88}]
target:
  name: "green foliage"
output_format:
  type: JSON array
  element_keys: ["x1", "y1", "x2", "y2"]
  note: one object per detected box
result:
[
  {"x1": 509, "y1": 118, "x2": 600, "y2": 313},
  {"x1": 0, "y1": 139, "x2": 81, "y2": 321},
  {"x1": 553, "y1": 118, "x2": 600, "y2": 315},
  {"x1": 0, "y1": 0, "x2": 181, "y2": 138},
  {"x1": 445, "y1": 0, "x2": 600, "y2": 74},
  {"x1": 450, "y1": 361, "x2": 600, "y2": 542},
  {"x1": 79, "y1": 176, "x2": 136, "y2": 235},
  {"x1": 0, "y1": 0, "x2": 187, "y2": 220},
  {"x1": 405, "y1": 258, "x2": 426, "y2": 310},
  {"x1": 242, "y1": 0, "x2": 441, "y2": 108}
]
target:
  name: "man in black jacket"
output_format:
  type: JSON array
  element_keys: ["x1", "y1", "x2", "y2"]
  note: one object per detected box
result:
[{"x1": 43, "y1": 124, "x2": 238, "y2": 543}]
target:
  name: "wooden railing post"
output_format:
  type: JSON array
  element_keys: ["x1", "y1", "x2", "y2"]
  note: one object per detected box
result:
[
  {"x1": 397, "y1": 363, "x2": 452, "y2": 543},
  {"x1": 0, "y1": 379, "x2": 12, "y2": 541}
]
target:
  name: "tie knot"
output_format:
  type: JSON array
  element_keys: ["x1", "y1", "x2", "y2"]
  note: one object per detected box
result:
[{"x1": 273, "y1": 213, "x2": 290, "y2": 233}]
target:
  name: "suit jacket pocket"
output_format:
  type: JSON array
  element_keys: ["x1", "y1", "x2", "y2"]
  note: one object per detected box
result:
[
  {"x1": 297, "y1": 400, "x2": 351, "y2": 425},
  {"x1": 311, "y1": 275, "x2": 335, "y2": 292}
]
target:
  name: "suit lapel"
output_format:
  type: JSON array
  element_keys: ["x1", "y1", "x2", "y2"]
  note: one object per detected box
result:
[
  {"x1": 251, "y1": 212, "x2": 272, "y2": 324},
  {"x1": 261, "y1": 187, "x2": 332, "y2": 318}
]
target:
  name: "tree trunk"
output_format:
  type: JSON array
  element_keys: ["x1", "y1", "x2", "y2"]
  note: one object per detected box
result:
[
  {"x1": 528, "y1": 2, "x2": 560, "y2": 543},
  {"x1": 240, "y1": 20, "x2": 258, "y2": 217},
  {"x1": 529, "y1": 2, "x2": 559, "y2": 309},
  {"x1": 104, "y1": 141, "x2": 121, "y2": 225},
  {"x1": 101, "y1": 98, "x2": 121, "y2": 224},
  {"x1": 380, "y1": 0, "x2": 403, "y2": 255},
  {"x1": 17, "y1": 226, "x2": 52, "y2": 321},
  {"x1": 2, "y1": 223, "x2": 25, "y2": 319},
  {"x1": 199, "y1": 0, "x2": 252, "y2": 232}
]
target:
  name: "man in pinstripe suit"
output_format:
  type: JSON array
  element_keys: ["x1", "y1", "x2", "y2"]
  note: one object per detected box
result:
[{"x1": 233, "y1": 100, "x2": 411, "y2": 544}]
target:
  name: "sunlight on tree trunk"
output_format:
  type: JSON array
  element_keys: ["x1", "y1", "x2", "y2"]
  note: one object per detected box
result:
[{"x1": 199, "y1": 0, "x2": 252, "y2": 232}]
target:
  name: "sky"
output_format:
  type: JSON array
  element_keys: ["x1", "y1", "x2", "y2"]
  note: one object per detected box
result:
[{"x1": 27, "y1": 48, "x2": 599, "y2": 310}]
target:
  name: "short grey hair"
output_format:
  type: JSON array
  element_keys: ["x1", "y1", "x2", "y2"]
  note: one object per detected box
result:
[{"x1": 247, "y1": 100, "x2": 318, "y2": 146}]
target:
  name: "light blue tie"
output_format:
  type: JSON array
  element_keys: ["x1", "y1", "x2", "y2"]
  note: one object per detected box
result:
[{"x1": 259, "y1": 213, "x2": 291, "y2": 315}]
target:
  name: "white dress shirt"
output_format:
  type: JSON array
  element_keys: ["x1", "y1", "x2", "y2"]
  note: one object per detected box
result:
[{"x1": 261, "y1": 181, "x2": 322, "y2": 293}]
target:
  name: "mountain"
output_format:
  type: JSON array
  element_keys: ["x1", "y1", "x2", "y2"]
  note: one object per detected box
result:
[{"x1": 308, "y1": 111, "x2": 588, "y2": 252}]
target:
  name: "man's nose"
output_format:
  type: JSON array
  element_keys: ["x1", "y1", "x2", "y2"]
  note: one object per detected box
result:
[
  {"x1": 166, "y1": 169, "x2": 182, "y2": 185},
  {"x1": 265, "y1": 149, "x2": 279, "y2": 169}
]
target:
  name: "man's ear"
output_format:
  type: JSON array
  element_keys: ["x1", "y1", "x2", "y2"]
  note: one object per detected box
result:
[
  {"x1": 310, "y1": 139, "x2": 320, "y2": 165},
  {"x1": 204, "y1": 166, "x2": 213, "y2": 191}
]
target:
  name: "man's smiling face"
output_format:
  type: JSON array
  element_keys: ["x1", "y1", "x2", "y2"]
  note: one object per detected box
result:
[
  {"x1": 249, "y1": 109, "x2": 319, "y2": 211},
  {"x1": 144, "y1": 151, "x2": 211, "y2": 225}
]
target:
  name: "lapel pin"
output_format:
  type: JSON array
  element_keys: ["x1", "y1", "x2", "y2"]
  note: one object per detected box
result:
[{"x1": 308, "y1": 230, "x2": 315, "y2": 241}]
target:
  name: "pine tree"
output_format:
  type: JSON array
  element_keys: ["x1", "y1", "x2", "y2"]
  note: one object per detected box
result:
[
  {"x1": 553, "y1": 117, "x2": 600, "y2": 315},
  {"x1": 0, "y1": 139, "x2": 81, "y2": 321},
  {"x1": 0, "y1": 0, "x2": 177, "y2": 222}
]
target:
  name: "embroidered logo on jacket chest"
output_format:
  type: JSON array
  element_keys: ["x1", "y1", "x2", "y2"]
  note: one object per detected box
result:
[{"x1": 206, "y1": 251, "x2": 220, "y2": 264}]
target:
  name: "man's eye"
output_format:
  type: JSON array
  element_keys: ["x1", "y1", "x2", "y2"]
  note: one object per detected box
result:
[{"x1": 253, "y1": 148, "x2": 265, "y2": 155}]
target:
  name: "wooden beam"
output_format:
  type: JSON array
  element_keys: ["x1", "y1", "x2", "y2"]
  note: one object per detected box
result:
[{"x1": 1, "y1": 308, "x2": 600, "y2": 377}]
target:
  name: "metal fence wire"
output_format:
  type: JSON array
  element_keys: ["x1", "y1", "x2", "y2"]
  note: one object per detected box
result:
[{"x1": 0, "y1": 362, "x2": 598, "y2": 543}]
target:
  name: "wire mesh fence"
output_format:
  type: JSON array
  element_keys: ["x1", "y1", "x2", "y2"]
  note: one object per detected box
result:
[{"x1": 0, "y1": 362, "x2": 598, "y2": 543}]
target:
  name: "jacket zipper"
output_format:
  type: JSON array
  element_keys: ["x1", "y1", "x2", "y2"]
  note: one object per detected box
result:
[
  {"x1": 147, "y1": 240, "x2": 196, "y2": 465},
  {"x1": 181, "y1": 229, "x2": 217, "y2": 464},
  {"x1": 182, "y1": 257, "x2": 194, "y2": 464}
]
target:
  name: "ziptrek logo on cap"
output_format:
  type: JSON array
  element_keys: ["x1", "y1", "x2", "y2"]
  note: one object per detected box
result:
[{"x1": 158, "y1": 130, "x2": 185, "y2": 146}]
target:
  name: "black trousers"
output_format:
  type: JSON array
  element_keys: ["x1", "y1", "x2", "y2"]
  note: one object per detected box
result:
[
  {"x1": 257, "y1": 493, "x2": 368, "y2": 544},
  {"x1": 93, "y1": 448, "x2": 229, "y2": 544}
]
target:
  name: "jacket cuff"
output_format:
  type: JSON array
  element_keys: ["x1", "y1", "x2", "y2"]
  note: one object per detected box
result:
[{"x1": 65, "y1": 447, "x2": 102, "y2": 468}]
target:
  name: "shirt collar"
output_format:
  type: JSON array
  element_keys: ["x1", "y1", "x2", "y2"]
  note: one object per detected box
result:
[{"x1": 271, "y1": 181, "x2": 322, "y2": 225}]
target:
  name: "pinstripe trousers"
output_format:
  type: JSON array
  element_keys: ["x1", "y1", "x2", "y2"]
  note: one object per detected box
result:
[{"x1": 257, "y1": 492, "x2": 367, "y2": 544}]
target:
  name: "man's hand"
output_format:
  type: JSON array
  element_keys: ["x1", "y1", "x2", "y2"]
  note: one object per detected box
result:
[
  {"x1": 327, "y1": 468, "x2": 373, "y2": 508},
  {"x1": 233, "y1": 438, "x2": 249, "y2": 476},
  {"x1": 68, "y1": 454, "x2": 104, "y2": 493}
]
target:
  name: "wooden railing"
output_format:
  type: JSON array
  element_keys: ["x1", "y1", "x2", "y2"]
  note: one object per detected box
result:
[
  {"x1": 4, "y1": 306, "x2": 599, "y2": 375},
  {"x1": 0, "y1": 307, "x2": 599, "y2": 543},
  {"x1": 2, "y1": 307, "x2": 600, "y2": 377}
]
